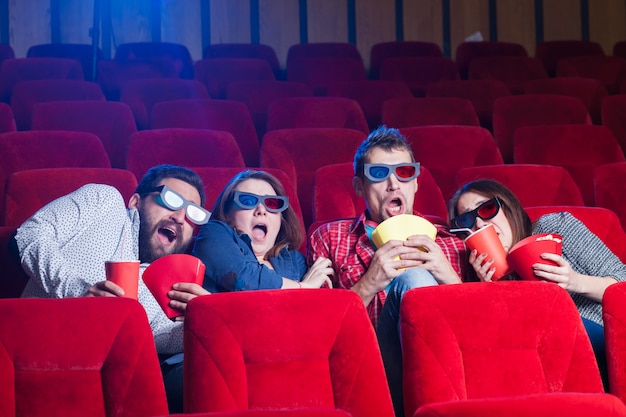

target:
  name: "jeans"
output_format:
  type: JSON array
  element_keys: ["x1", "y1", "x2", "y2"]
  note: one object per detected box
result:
[
  {"x1": 581, "y1": 317, "x2": 608, "y2": 390},
  {"x1": 376, "y1": 268, "x2": 438, "y2": 417}
]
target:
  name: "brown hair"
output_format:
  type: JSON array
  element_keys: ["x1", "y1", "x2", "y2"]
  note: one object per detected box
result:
[
  {"x1": 448, "y1": 179, "x2": 532, "y2": 246},
  {"x1": 211, "y1": 170, "x2": 304, "y2": 258},
  {"x1": 353, "y1": 125, "x2": 415, "y2": 177}
]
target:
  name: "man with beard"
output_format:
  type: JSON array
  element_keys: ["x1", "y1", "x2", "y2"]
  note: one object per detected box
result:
[
  {"x1": 15, "y1": 164, "x2": 210, "y2": 412},
  {"x1": 308, "y1": 126, "x2": 468, "y2": 417}
]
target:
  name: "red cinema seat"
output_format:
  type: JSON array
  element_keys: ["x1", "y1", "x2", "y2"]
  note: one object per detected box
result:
[
  {"x1": 536, "y1": 40, "x2": 605, "y2": 76},
  {"x1": 468, "y1": 56, "x2": 548, "y2": 94},
  {"x1": 204, "y1": 43, "x2": 282, "y2": 79},
  {"x1": 266, "y1": 96, "x2": 369, "y2": 134},
  {"x1": 455, "y1": 41, "x2": 528, "y2": 79},
  {"x1": 10, "y1": 79, "x2": 105, "y2": 131},
  {"x1": 402, "y1": 281, "x2": 626, "y2": 417},
  {"x1": 0, "y1": 103, "x2": 16, "y2": 133},
  {"x1": 556, "y1": 55, "x2": 626, "y2": 94},
  {"x1": 514, "y1": 124, "x2": 625, "y2": 205},
  {"x1": 603, "y1": 282, "x2": 626, "y2": 402},
  {"x1": 226, "y1": 80, "x2": 313, "y2": 139},
  {"x1": 370, "y1": 41, "x2": 443, "y2": 79},
  {"x1": 0, "y1": 297, "x2": 169, "y2": 416},
  {"x1": 286, "y1": 43, "x2": 365, "y2": 93},
  {"x1": 426, "y1": 79, "x2": 511, "y2": 131},
  {"x1": 31, "y1": 101, "x2": 137, "y2": 169},
  {"x1": 601, "y1": 94, "x2": 626, "y2": 153},
  {"x1": 327, "y1": 80, "x2": 413, "y2": 131},
  {"x1": 382, "y1": 97, "x2": 479, "y2": 128},
  {"x1": 492, "y1": 94, "x2": 591, "y2": 163},
  {"x1": 286, "y1": 42, "x2": 363, "y2": 67},
  {"x1": 96, "y1": 58, "x2": 178, "y2": 101},
  {"x1": 120, "y1": 78, "x2": 209, "y2": 130},
  {"x1": 3, "y1": 167, "x2": 138, "y2": 227},
  {"x1": 114, "y1": 41, "x2": 194, "y2": 79},
  {"x1": 150, "y1": 99, "x2": 260, "y2": 167},
  {"x1": 194, "y1": 58, "x2": 276, "y2": 99},
  {"x1": 379, "y1": 56, "x2": 459, "y2": 96},
  {"x1": 27, "y1": 43, "x2": 103, "y2": 81},
  {"x1": 594, "y1": 162, "x2": 626, "y2": 231},
  {"x1": 456, "y1": 164, "x2": 585, "y2": 207},
  {"x1": 524, "y1": 77, "x2": 607, "y2": 125},
  {"x1": 0, "y1": 131, "x2": 111, "y2": 223},
  {"x1": 125, "y1": 128, "x2": 245, "y2": 181},
  {"x1": 0, "y1": 57, "x2": 84, "y2": 103},
  {"x1": 183, "y1": 289, "x2": 394, "y2": 417},
  {"x1": 287, "y1": 57, "x2": 367, "y2": 96}
]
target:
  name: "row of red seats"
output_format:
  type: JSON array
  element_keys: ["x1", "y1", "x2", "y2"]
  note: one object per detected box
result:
[
  {"x1": 0, "y1": 122, "x2": 623, "y2": 215},
  {"x1": 5, "y1": 280, "x2": 626, "y2": 416},
  {"x1": 6, "y1": 39, "x2": 626, "y2": 82},
  {"x1": 0, "y1": 123, "x2": 625, "y2": 224},
  {"x1": 3, "y1": 79, "x2": 626, "y2": 167}
]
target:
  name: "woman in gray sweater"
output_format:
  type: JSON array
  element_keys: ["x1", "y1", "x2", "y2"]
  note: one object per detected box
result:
[{"x1": 449, "y1": 179, "x2": 626, "y2": 387}]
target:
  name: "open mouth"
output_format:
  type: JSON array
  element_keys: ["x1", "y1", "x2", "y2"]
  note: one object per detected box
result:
[
  {"x1": 158, "y1": 226, "x2": 177, "y2": 245},
  {"x1": 251, "y1": 224, "x2": 268, "y2": 240},
  {"x1": 386, "y1": 197, "x2": 404, "y2": 216}
]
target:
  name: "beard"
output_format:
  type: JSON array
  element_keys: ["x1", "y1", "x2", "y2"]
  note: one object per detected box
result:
[{"x1": 138, "y1": 211, "x2": 189, "y2": 264}]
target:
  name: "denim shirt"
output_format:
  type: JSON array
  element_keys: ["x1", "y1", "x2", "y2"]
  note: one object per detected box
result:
[{"x1": 192, "y1": 219, "x2": 307, "y2": 293}]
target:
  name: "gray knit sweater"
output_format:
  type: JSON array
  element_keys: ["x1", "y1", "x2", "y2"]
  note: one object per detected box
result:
[{"x1": 533, "y1": 212, "x2": 626, "y2": 326}]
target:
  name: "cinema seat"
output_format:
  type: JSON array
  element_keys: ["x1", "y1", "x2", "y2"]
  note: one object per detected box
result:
[
  {"x1": 0, "y1": 131, "x2": 111, "y2": 222},
  {"x1": 3, "y1": 167, "x2": 138, "y2": 227},
  {"x1": 0, "y1": 297, "x2": 169, "y2": 416},
  {"x1": 401, "y1": 281, "x2": 626, "y2": 417},
  {"x1": 125, "y1": 128, "x2": 245, "y2": 181},
  {"x1": 183, "y1": 289, "x2": 394, "y2": 417}
]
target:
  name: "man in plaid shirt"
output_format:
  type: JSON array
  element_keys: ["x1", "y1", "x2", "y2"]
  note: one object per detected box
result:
[{"x1": 308, "y1": 126, "x2": 468, "y2": 417}]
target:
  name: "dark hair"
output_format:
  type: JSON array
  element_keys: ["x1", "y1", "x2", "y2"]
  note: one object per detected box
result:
[
  {"x1": 135, "y1": 164, "x2": 205, "y2": 206},
  {"x1": 448, "y1": 179, "x2": 532, "y2": 246},
  {"x1": 353, "y1": 125, "x2": 415, "y2": 177},
  {"x1": 211, "y1": 170, "x2": 304, "y2": 258}
]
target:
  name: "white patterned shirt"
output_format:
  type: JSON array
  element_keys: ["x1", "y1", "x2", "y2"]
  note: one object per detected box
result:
[{"x1": 16, "y1": 184, "x2": 183, "y2": 354}]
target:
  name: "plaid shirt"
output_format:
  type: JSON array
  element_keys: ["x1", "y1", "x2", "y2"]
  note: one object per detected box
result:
[{"x1": 308, "y1": 211, "x2": 468, "y2": 326}]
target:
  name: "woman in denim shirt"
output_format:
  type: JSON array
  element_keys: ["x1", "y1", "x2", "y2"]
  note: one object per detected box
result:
[{"x1": 193, "y1": 170, "x2": 333, "y2": 292}]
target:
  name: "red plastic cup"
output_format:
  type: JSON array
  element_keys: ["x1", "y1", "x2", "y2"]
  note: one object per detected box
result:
[
  {"x1": 142, "y1": 254, "x2": 206, "y2": 319},
  {"x1": 507, "y1": 234, "x2": 563, "y2": 281},
  {"x1": 464, "y1": 224, "x2": 511, "y2": 281},
  {"x1": 105, "y1": 260, "x2": 140, "y2": 299}
]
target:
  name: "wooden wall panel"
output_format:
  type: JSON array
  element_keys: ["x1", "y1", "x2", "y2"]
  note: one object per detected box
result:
[
  {"x1": 449, "y1": 0, "x2": 490, "y2": 58},
  {"x1": 589, "y1": 0, "x2": 626, "y2": 54},
  {"x1": 10, "y1": 0, "x2": 49, "y2": 57},
  {"x1": 307, "y1": 0, "x2": 348, "y2": 43},
  {"x1": 161, "y1": 0, "x2": 202, "y2": 60},
  {"x1": 356, "y1": 0, "x2": 396, "y2": 69},
  {"x1": 259, "y1": 0, "x2": 299, "y2": 68},
  {"x1": 59, "y1": 0, "x2": 93, "y2": 45},
  {"x1": 403, "y1": 0, "x2": 443, "y2": 47},
  {"x1": 210, "y1": 0, "x2": 251, "y2": 44},
  {"x1": 496, "y1": 0, "x2": 536, "y2": 55},
  {"x1": 110, "y1": 0, "x2": 153, "y2": 47},
  {"x1": 542, "y1": 0, "x2": 581, "y2": 42}
]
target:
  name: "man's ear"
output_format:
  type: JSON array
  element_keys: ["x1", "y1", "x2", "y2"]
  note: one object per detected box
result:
[
  {"x1": 128, "y1": 193, "x2": 141, "y2": 210},
  {"x1": 353, "y1": 176, "x2": 364, "y2": 197}
]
